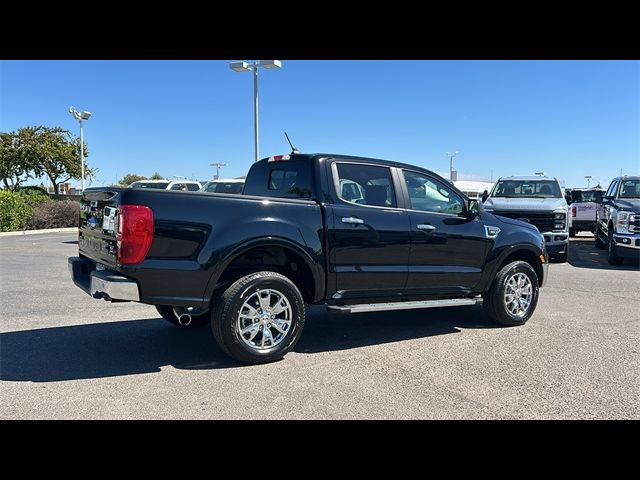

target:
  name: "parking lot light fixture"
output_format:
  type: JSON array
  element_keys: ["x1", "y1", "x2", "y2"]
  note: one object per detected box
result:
[
  {"x1": 69, "y1": 107, "x2": 91, "y2": 192},
  {"x1": 446, "y1": 151, "x2": 459, "y2": 182},
  {"x1": 229, "y1": 60, "x2": 282, "y2": 163}
]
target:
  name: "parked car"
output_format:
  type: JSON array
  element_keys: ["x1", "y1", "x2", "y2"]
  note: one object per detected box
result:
[
  {"x1": 129, "y1": 179, "x2": 202, "y2": 191},
  {"x1": 566, "y1": 187, "x2": 604, "y2": 236},
  {"x1": 69, "y1": 153, "x2": 549, "y2": 364},
  {"x1": 199, "y1": 179, "x2": 245, "y2": 194},
  {"x1": 594, "y1": 176, "x2": 640, "y2": 264},
  {"x1": 482, "y1": 176, "x2": 570, "y2": 262}
]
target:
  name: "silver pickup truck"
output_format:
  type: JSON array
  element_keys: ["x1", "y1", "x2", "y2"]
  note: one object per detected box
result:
[
  {"x1": 482, "y1": 176, "x2": 570, "y2": 262},
  {"x1": 595, "y1": 176, "x2": 640, "y2": 265}
]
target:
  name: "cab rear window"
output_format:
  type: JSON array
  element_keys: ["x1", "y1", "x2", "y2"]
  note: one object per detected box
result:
[{"x1": 244, "y1": 160, "x2": 313, "y2": 199}]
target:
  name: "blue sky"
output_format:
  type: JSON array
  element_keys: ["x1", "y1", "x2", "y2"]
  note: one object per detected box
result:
[{"x1": 1, "y1": 60, "x2": 638, "y2": 189}]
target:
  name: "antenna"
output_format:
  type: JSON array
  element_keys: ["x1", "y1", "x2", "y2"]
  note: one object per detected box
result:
[{"x1": 285, "y1": 132, "x2": 299, "y2": 154}]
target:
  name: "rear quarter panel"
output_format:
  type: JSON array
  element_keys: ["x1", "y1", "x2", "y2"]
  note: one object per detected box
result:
[{"x1": 114, "y1": 189, "x2": 325, "y2": 306}]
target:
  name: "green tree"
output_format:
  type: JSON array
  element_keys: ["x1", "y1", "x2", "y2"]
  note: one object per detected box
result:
[
  {"x1": 150, "y1": 171, "x2": 164, "y2": 180},
  {"x1": 0, "y1": 131, "x2": 39, "y2": 190},
  {"x1": 120, "y1": 173, "x2": 148, "y2": 186},
  {"x1": 16, "y1": 126, "x2": 94, "y2": 194}
]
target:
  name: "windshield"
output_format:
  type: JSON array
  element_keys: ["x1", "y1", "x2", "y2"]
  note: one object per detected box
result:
[
  {"x1": 571, "y1": 190, "x2": 603, "y2": 203},
  {"x1": 203, "y1": 182, "x2": 244, "y2": 194},
  {"x1": 619, "y1": 180, "x2": 640, "y2": 198},
  {"x1": 130, "y1": 182, "x2": 170, "y2": 189},
  {"x1": 492, "y1": 180, "x2": 561, "y2": 198}
]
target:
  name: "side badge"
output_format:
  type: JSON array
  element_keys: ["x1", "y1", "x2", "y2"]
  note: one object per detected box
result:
[{"x1": 484, "y1": 225, "x2": 501, "y2": 238}]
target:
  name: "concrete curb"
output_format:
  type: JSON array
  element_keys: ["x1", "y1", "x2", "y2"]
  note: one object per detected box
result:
[{"x1": 0, "y1": 227, "x2": 78, "y2": 237}]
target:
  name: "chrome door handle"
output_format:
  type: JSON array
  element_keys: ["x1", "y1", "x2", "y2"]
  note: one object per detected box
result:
[
  {"x1": 417, "y1": 224, "x2": 436, "y2": 231},
  {"x1": 342, "y1": 217, "x2": 364, "y2": 225}
]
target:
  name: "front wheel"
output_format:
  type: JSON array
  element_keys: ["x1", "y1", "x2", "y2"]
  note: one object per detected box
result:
[
  {"x1": 608, "y1": 233, "x2": 623, "y2": 265},
  {"x1": 483, "y1": 261, "x2": 539, "y2": 327},
  {"x1": 554, "y1": 244, "x2": 569, "y2": 263},
  {"x1": 211, "y1": 271, "x2": 306, "y2": 364},
  {"x1": 594, "y1": 229, "x2": 606, "y2": 249}
]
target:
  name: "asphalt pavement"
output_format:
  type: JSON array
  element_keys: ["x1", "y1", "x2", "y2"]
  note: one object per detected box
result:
[{"x1": 1, "y1": 232, "x2": 638, "y2": 419}]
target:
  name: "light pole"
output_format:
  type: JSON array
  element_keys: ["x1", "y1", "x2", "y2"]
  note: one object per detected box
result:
[
  {"x1": 230, "y1": 60, "x2": 282, "y2": 162},
  {"x1": 211, "y1": 162, "x2": 227, "y2": 180},
  {"x1": 446, "y1": 151, "x2": 458, "y2": 182},
  {"x1": 585, "y1": 175, "x2": 592, "y2": 188},
  {"x1": 69, "y1": 107, "x2": 91, "y2": 192}
]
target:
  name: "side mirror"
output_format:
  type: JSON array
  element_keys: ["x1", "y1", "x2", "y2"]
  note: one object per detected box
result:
[
  {"x1": 467, "y1": 199, "x2": 480, "y2": 219},
  {"x1": 594, "y1": 192, "x2": 603, "y2": 204},
  {"x1": 603, "y1": 195, "x2": 613, "y2": 202},
  {"x1": 481, "y1": 191, "x2": 489, "y2": 203}
]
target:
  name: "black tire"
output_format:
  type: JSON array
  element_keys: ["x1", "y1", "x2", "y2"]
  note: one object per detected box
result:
[
  {"x1": 211, "y1": 271, "x2": 306, "y2": 364},
  {"x1": 607, "y1": 232, "x2": 623, "y2": 265},
  {"x1": 483, "y1": 260, "x2": 539, "y2": 327},
  {"x1": 554, "y1": 251, "x2": 568, "y2": 263},
  {"x1": 569, "y1": 228, "x2": 577, "y2": 237},
  {"x1": 156, "y1": 305, "x2": 211, "y2": 328},
  {"x1": 594, "y1": 227, "x2": 606, "y2": 249}
]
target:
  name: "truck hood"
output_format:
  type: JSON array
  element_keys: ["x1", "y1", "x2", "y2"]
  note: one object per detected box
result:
[
  {"x1": 482, "y1": 211, "x2": 539, "y2": 232},
  {"x1": 483, "y1": 197, "x2": 567, "y2": 212},
  {"x1": 615, "y1": 199, "x2": 640, "y2": 212}
]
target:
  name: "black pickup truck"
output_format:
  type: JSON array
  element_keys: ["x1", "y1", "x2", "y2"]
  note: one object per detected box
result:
[{"x1": 69, "y1": 153, "x2": 549, "y2": 364}]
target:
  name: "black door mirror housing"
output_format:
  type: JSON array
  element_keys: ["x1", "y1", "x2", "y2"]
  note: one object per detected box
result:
[{"x1": 467, "y1": 199, "x2": 480, "y2": 219}]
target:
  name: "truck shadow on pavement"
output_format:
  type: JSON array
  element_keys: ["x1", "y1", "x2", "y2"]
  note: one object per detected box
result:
[
  {"x1": 0, "y1": 307, "x2": 496, "y2": 382},
  {"x1": 568, "y1": 234, "x2": 639, "y2": 271}
]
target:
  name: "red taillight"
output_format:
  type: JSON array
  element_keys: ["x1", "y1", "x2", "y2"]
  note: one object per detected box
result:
[
  {"x1": 116, "y1": 205, "x2": 154, "y2": 265},
  {"x1": 571, "y1": 206, "x2": 576, "y2": 217}
]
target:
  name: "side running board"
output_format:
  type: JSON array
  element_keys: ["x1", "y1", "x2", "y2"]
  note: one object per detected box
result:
[{"x1": 326, "y1": 297, "x2": 483, "y2": 314}]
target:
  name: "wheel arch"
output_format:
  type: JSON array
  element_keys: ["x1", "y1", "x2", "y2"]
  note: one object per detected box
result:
[
  {"x1": 204, "y1": 237, "x2": 325, "y2": 305},
  {"x1": 482, "y1": 244, "x2": 545, "y2": 291}
]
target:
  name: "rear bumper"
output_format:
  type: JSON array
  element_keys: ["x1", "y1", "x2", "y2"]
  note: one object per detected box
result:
[
  {"x1": 68, "y1": 256, "x2": 140, "y2": 301},
  {"x1": 571, "y1": 220, "x2": 596, "y2": 231}
]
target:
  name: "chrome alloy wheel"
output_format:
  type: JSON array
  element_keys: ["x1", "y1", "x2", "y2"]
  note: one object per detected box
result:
[
  {"x1": 237, "y1": 288, "x2": 292, "y2": 350},
  {"x1": 503, "y1": 272, "x2": 533, "y2": 318}
]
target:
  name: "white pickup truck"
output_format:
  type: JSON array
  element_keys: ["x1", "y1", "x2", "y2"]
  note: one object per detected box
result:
[{"x1": 567, "y1": 188, "x2": 604, "y2": 237}]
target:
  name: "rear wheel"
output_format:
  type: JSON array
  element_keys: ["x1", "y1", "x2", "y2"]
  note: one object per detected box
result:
[
  {"x1": 483, "y1": 261, "x2": 539, "y2": 327},
  {"x1": 211, "y1": 271, "x2": 306, "y2": 364},
  {"x1": 156, "y1": 305, "x2": 211, "y2": 328},
  {"x1": 608, "y1": 232, "x2": 623, "y2": 265}
]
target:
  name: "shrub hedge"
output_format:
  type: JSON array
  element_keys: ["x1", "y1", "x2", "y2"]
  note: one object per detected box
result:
[
  {"x1": 0, "y1": 190, "x2": 79, "y2": 232},
  {"x1": 0, "y1": 190, "x2": 33, "y2": 231},
  {"x1": 25, "y1": 200, "x2": 79, "y2": 230}
]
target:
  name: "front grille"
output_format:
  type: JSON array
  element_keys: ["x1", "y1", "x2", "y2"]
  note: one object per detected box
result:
[
  {"x1": 630, "y1": 214, "x2": 640, "y2": 233},
  {"x1": 494, "y1": 211, "x2": 556, "y2": 232}
]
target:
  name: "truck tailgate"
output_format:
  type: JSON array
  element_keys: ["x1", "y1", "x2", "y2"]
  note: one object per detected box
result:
[{"x1": 78, "y1": 189, "x2": 120, "y2": 267}]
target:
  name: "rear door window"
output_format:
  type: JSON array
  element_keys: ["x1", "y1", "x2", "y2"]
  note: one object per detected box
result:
[{"x1": 335, "y1": 163, "x2": 397, "y2": 208}]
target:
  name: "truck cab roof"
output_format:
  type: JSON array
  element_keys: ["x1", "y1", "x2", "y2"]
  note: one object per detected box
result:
[{"x1": 260, "y1": 152, "x2": 446, "y2": 180}]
